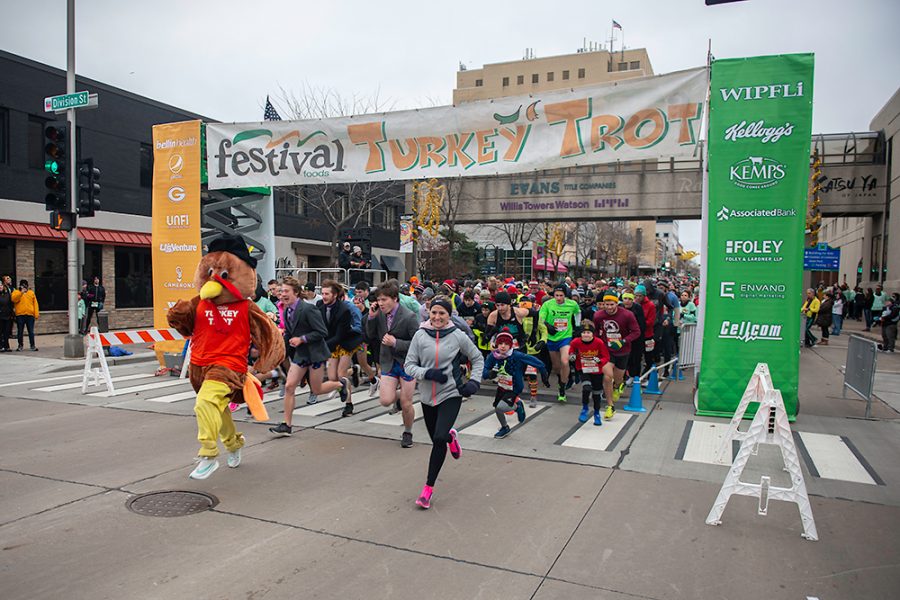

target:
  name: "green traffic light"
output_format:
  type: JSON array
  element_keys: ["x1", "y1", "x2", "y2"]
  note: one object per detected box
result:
[{"x1": 44, "y1": 159, "x2": 61, "y2": 175}]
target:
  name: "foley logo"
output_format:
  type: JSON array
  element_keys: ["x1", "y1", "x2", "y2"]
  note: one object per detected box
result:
[
  {"x1": 724, "y1": 239, "x2": 783, "y2": 263},
  {"x1": 214, "y1": 128, "x2": 345, "y2": 180},
  {"x1": 729, "y1": 156, "x2": 785, "y2": 189},
  {"x1": 719, "y1": 320, "x2": 783, "y2": 343},
  {"x1": 716, "y1": 206, "x2": 797, "y2": 221}
]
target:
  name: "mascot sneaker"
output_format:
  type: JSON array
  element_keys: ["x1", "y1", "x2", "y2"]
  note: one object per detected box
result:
[
  {"x1": 189, "y1": 457, "x2": 219, "y2": 480},
  {"x1": 226, "y1": 447, "x2": 242, "y2": 468}
]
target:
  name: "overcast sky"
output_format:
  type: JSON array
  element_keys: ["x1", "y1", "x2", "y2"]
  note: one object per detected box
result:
[{"x1": 3, "y1": 0, "x2": 898, "y2": 260}]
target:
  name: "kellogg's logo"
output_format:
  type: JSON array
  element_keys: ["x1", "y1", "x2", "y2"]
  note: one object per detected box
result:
[{"x1": 724, "y1": 120, "x2": 794, "y2": 144}]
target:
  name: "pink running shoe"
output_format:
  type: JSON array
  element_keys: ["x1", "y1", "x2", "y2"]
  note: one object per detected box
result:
[
  {"x1": 448, "y1": 428, "x2": 461, "y2": 459},
  {"x1": 228, "y1": 402, "x2": 240, "y2": 412},
  {"x1": 416, "y1": 485, "x2": 433, "y2": 509}
]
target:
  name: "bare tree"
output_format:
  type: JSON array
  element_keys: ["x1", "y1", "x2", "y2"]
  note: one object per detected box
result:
[
  {"x1": 572, "y1": 222, "x2": 600, "y2": 277},
  {"x1": 485, "y1": 222, "x2": 540, "y2": 279}
]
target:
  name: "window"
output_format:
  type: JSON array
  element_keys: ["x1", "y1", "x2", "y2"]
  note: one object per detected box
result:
[
  {"x1": 28, "y1": 116, "x2": 48, "y2": 170},
  {"x1": 140, "y1": 143, "x2": 153, "y2": 188},
  {"x1": 0, "y1": 108, "x2": 8, "y2": 165},
  {"x1": 532, "y1": 74, "x2": 539, "y2": 84},
  {"x1": 635, "y1": 228, "x2": 643, "y2": 253},
  {"x1": 562, "y1": 70, "x2": 570, "y2": 80},
  {"x1": 630, "y1": 61, "x2": 640, "y2": 70},
  {"x1": 578, "y1": 68, "x2": 585, "y2": 79},
  {"x1": 547, "y1": 72, "x2": 554, "y2": 82},
  {"x1": 0, "y1": 238, "x2": 15, "y2": 283},
  {"x1": 275, "y1": 188, "x2": 306, "y2": 216},
  {"x1": 502, "y1": 76, "x2": 509, "y2": 87},
  {"x1": 382, "y1": 204, "x2": 398, "y2": 229},
  {"x1": 663, "y1": 233, "x2": 669, "y2": 238},
  {"x1": 475, "y1": 79, "x2": 483, "y2": 87},
  {"x1": 115, "y1": 246, "x2": 152, "y2": 308},
  {"x1": 34, "y1": 241, "x2": 67, "y2": 310},
  {"x1": 81, "y1": 243, "x2": 102, "y2": 285},
  {"x1": 517, "y1": 75, "x2": 524, "y2": 85}
]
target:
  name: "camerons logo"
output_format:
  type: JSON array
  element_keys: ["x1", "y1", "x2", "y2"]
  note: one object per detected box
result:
[
  {"x1": 214, "y1": 129, "x2": 345, "y2": 181},
  {"x1": 729, "y1": 156, "x2": 785, "y2": 189},
  {"x1": 175, "y1": 266, "x2": 183, "y2": 282},
  {"x1": 724, "y1": 120, "x2": 794, "y2": 144},
  {"x1": 159, "y1": 243, "x2": 197, "y2": 254},
  {"x1": 167, "y1": 186, "x2": 186, "y2": 203},
  {"x1": 716, "y1": 206, "x2": 797, "y2": 222},
  {"x1": 719, "y1": 320, "x2": 783, "y2": 343},
  {"x1": 164, "y1": 265, "x2": 194, "y2": 290},
  {"x1": 724, "y1": 239, "x2": 783, "y2": 263},
  {"x1": 720, "y1": 281, "x2": 787, "y2": 300},
  {"x1": 166, "y1": 214, "x2": 190, "y2": 229},
  {"x1": 719, "y1": 82, "x2": 804, "y2": 102}
]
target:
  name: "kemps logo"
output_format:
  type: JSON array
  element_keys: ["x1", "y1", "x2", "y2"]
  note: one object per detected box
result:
[
  {"x1": 729, "y1": 156, "x2": 786, "y2": 189},
  {"x1": 213, "y1": 128, "x2": 345, "y2": 181}
]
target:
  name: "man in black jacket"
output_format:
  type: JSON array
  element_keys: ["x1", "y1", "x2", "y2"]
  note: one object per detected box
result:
[
  {"x1": 318, "y1": 280, "x2": 364, "y2": 417},
  {"x1": 80, "y1": 276, "x2": 106, "y2": 334}
]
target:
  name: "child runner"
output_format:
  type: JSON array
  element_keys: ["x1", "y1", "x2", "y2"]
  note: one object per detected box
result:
[
  {"x1": 482, "y1": 328, "x2": 550, "y2": 438},
  {"x1": 569, "y1": 321, "x2": 614, "y2": 425},
  {"x1": 538, "y1": 284, "x2": 581, "y2": 402},
  {"x1": 520, "y1": 295, "x2": 549, "y2": 408},
  {"x1": 404, "y1": 297, "x2": 484, "y2": 510}
]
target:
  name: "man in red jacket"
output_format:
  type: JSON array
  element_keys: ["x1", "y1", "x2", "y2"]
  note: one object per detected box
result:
[{"x1": 634, "y1": 284, "x2": 657, "y2": 372}]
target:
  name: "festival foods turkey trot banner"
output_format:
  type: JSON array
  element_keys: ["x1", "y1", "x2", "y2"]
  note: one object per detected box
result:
[
  {"x1": 205, "y1": 68, "x2": 706, "y2": 188},
  {"x1": 698, "y1": 54, "x2": 815, "y2": 418},
  {"x1": 151, "y1": 120, "x2": 202, "y2": 330}
]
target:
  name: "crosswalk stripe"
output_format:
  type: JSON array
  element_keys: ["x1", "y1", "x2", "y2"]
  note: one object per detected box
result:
[
  {"x1": 560, "y1": 413, "x2": 635, "y2": 452},
  {"x1": 145, "y1": 391, "x2": 197, "y2": 404},
  {"x1": 88, "y1": 378, "x2": 189, "y2": 398},
  {"x1": 797, "y1": 432, "x2": 879, "y2": 485},
  {"x1": 33, "y1": 373, "x2": 155, "y2": 392},
  {"x1": 291, "y1": 390, "x2": 373, "y2": 417},
  {"x1": 679, "y1": 421, "x2": 733, "y2": 465},
  {"x1": 461, "y1": 404, "x2": 549, "y2": 437},
  {"x1": 0, "y1": 373, "x2": 83, "y2": 388},
  {"x1": 366, "y1": 402, "x2": 423, "y2": 426}
]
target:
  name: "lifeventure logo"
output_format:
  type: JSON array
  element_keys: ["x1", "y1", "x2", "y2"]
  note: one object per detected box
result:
[
  {"x1": 214, "y1": 129, "x2": 345, "y2": 180},
  {"x1": 724, "y1": 239, "x2": 783, "y2": 263},
  {"x1": 719, "y1": 320, "x2": 783, "y2": 343},
  {"x1": 716, "y1": 206, "x2": 797, "y2": 221},
  {"x1": 724, "y1": 120, "x2": 794, "y2": 144},
  {"x1": 719, "y1": 82, "x2": 804, "y2": 102},
  {"x1": 720, "y1": 281, "x2": 787, "y2": 300},
  {"x1": 729, "y1": 156, "x2": 786, "y2": 189},
  {"x1": 159, "y1": 243, "x2": 197, "y2": 253}
]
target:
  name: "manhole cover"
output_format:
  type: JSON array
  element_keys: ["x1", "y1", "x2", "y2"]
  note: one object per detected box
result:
[{"x1": 126, "y1": 491, "x2": 219, "y2": 517}]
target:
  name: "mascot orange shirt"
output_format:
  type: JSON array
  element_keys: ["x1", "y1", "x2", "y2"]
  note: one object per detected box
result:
[{"x1": 167, "y1": 234, "x2": 284, "y2": 479}]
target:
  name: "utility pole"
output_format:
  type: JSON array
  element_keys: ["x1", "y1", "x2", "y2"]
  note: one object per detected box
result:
[{"x1": 63, "y1": 0, "x2": 82, "y2": 358}]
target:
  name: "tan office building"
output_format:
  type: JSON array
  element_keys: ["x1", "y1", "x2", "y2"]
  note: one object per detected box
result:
[{"x1": 454, "y1": 48, "x2": 653, "y2": 104}]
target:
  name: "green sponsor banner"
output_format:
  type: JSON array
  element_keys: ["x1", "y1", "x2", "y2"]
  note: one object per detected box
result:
[{"x1": 698, "y1": 54, "x2": 815, "y2": 419}]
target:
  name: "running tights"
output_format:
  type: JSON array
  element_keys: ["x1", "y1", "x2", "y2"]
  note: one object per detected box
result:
[{"x1": 421, "y1": 396, "x2": 462, "y2": 486}]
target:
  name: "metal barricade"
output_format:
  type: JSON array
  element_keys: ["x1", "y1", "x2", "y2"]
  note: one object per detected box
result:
[
  {"x1": 844, "y1": 334, "x2": 879, "y2": 419},
  {"x1": 679, "y1": 322, "x2": 698, "y2": 368},
  {"x1": 349, "y1": 268, "x2": 388, "y2": 287},
  {"x1": 273, "y1": 267, "x2": 349, "y2": 289}
]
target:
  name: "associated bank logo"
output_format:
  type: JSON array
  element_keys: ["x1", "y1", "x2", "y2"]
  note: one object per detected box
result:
[
  {"x1": 716, "y1": 206, "x2": 797, "y2": 222},
  {"x1": 159, "y1": 243, "x2": 197, "y2": 254},
  {"x1": 167, "y1": 186, "x2": 186, "y2": 202},
  {"x1": 724, "y1": 239, "x2": 783, "y2": 263},
  {"x1": 719, "y1": 82, "x2": 804, "y2": 102},
  {"x1": 166, "y1": 214, "x2": 190, "y2": 229},
  {"x1": 719, "y1": 320, "x2": 783, "y2": 343},
  {"x1": 724, "y1": 120, "x2": 794, "y2": 144},
  {"x1": 720, "y1": 281, "x2": 787, "y2": 300},
  {"x1": 729, "y1": 156, "x2": 785, "y2": 189}
]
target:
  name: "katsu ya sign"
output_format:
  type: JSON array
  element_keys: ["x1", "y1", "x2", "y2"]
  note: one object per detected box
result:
[{"x1": 206, "y1": 68, "x2": 707, "y2": 188}]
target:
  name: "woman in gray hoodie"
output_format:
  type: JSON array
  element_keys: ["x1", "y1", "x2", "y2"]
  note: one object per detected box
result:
[{"x1": 405, "y1": 296, "x2": 484, "y2": 509}]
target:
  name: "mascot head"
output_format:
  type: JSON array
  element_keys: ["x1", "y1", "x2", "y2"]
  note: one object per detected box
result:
[{"x1": 195, "y1": 233, "x2": 257, "y2": 305}]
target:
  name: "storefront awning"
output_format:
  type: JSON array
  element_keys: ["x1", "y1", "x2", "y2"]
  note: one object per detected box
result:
[
  {"x1": 532, "y1": 258, "x2": 568, "y2": 273},
  {"x1": 379, "y1": 254, "x2": 406, "y2": 273},
  {"x1": 0, "y1": 220, "x2": 150, "y2": 247}
]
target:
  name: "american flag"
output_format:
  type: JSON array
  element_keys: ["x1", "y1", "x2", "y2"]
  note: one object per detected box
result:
[
  {"x1": 263, "y1": 96, "x2": 281, "y2": 121},
  {"x1": 612, "y1": 20, "x2": 622, "y2": 30}
]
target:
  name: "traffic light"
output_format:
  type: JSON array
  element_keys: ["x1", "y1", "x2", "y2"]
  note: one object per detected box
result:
[
  {"x1": 50, "y1": 210, "x2": 75, "y2": 232},
  {"x1": 77, "y1": 158, "x2": 101, "y2": 217},
  {"x1": 43, "y1": 121, "x2": 69, "y2": 211}
]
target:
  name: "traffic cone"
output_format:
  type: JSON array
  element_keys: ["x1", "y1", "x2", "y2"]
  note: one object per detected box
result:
[
  {"x1": 645, "y1": 365, "x2": 663, "y2": 395},
  {"x1": 668, "y1": 358, "x2": 685, "y2": 381},
  {"x1": 623, "y1": 376, "x2": 647, "y2": 413}
]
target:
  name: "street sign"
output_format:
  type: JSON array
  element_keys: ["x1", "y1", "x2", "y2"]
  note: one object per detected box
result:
[
  {"x1": 803, "y1": 243, "x2": 840, "y2": 271},
  {"x1": 44, "y1": 91, "x2": 97, "y2": 112}
]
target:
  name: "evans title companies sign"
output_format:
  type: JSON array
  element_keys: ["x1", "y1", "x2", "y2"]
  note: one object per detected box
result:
[
  {"x1": 206, "y1": 68, "x2": 706, "y2": 188},
  {"x1": 698, "y1": 54, "x2": 815, "y2": 419}
]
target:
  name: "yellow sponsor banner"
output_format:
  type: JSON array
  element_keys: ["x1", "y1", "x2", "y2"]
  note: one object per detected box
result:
[{"x1": 151, "y1": 121, "x2": 202, "y2": 330}]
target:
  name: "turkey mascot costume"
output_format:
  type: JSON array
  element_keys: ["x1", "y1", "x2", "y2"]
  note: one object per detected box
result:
[{"x1": 167, "y1": 234, "x2": 284, "y2": 480}]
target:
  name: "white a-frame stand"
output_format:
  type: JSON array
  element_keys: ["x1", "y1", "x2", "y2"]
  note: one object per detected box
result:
[
  {"x1": 713, "y1": 363, "x2": 775, "y2": 464},
  {"x1": 705, "y1": 387, "x2": 818, "y2": 541},
  {"x1": 82, "y1": 326, "x2": 115, "y2": 394}
]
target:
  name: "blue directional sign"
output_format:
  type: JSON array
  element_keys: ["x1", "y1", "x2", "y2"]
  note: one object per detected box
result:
[{"x1": 803, "y1": 243, "x2": 840, "y2": 271}]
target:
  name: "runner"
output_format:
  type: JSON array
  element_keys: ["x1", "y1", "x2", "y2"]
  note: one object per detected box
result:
[
  {"x1": 366, "y1": 280, "x2": 420, "y2": 447},
  {"x1": 482, "y1": 328, "x2": 549, "y2": 438},
  {"x1": 538, "y1": 284, "x2": 581, "y2": 402},
  {"x1": 593, "y1": 293, "x2": 641, "y2": 405},
  {"x1": 569, "y1": 321, "x2": 614, "y2": 425},
  {"x1": 269, "y1": 277, "x2": 350, "y2": 437},
  {"x1": 520, "y1": 295, "x2": 549, "y2": 408},
  {"x1": 317, "y1": 280, "x2": 364, "y2": 417},
  {"x1": 404, "y1": 297, "x2": 484, "y2": 510},
  {"x1": 486, "y1": 291, "x2": 531, "y2": 350}
]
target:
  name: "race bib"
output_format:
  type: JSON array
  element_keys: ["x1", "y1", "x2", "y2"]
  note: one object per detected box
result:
[
  {"x1": 91, "y1": 302, "x2": 99, "y2": 308},
  {"x1": 553, "y1": 317, "x2": 569, "y2": 331},
  {"x1": 645, "y1": 339, "x2": 655, "y2": 351},
  {"x1": 497, "y1": 372, "x2": 514, "y2": 390},
  {"x1": 525, "y1": 365, "x2": 537, "y2": 376},
  {"x1": 582, "y1": 356, "x2": 600, "y2": 373}
]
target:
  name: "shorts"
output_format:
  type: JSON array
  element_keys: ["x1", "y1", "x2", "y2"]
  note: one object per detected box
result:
[
  {"x1": 331, "y1": 344, "x2": 363, "y2": 359},
  {"x1": 381, "y1": 360, "x2": 415, "y2": 382},
  {"x1": 547, "y1": 337, "x2": 572, "y2": 352},
  {"x1": 609, "y1": 353, "x2": 629, "y2": 370},
  {"x1": 292, "y1": 359, "x2": 324, "y2": 369}
]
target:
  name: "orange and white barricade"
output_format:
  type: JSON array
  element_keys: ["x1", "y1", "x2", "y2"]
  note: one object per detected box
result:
[{"x1": 83, "y1": 326, "x2": 185, "y2": 394}]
